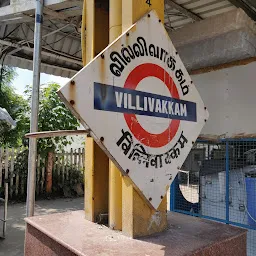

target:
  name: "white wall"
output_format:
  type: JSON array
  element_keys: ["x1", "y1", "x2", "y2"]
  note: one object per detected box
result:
[{"x1": 192, "y1": 62, "x2": 256, "y2": 137}]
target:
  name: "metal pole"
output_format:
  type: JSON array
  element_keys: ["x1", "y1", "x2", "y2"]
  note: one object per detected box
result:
[
  {"x1": 225, "y1": 141, "x2": 230, "y2": 224},
  {"x1": 26, "y1": 0, "x2": 44, "y2": 217},
  {"x1": 3, "y1": 183, "x2": 8, "y2": 238}
]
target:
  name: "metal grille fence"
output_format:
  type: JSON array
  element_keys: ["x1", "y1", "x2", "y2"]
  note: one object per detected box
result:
[{"x1": 170, "y1": 139, "x2": 256, "y2": 256}]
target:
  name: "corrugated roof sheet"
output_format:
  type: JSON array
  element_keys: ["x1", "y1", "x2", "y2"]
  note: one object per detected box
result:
[
  {"x1": 164, "y1": 0, "x2": 236, "y2": 29},
  {"x1": 0, "y1": 0, "x2": 255, "y2": 77},
  {"x1": 1, "y1": 22, "x2": 82, "y2": 78}
]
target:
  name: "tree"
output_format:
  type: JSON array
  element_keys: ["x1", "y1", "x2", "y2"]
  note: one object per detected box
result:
[
  {"x1": 0, "y1": 66, "x2": 30, "y2": 147},
  {"x1": 0, "y1": 66, "x2": 80, "y2": 151},
  {"x1": 13, "y1": 82, "x2": 80, "y2": 198},
  {"x1": 24, "y1": 82, "x2": 80, "y2": 155},
  {"x1": 0, "y1": 65, "x2": 16, "y2": 90},
  {"x1": 0, "y1": 69, "x2": 81, "y2": 197}
]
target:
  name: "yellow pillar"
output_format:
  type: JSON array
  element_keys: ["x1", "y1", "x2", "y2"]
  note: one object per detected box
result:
[
  {"x1": 122, "y1": 0, "x2": 164, "y2": 31},
  {"x1": 84, "y1": 0, "x2": 110, "y2": 222},
  {"x1": 109, "y1": 0, "x2": 122, "y2": 42},
  {"x1": 121, "y1": 0, "x2": 167, "y2": 238},
  {"x1": 122, "y1": 177, "x2": 168, "y2": 238},
  {"x1": 108, "y1": 0, "x2": 123, "y2": 231}
]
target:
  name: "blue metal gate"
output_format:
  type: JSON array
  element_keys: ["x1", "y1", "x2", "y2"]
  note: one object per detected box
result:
[{"x1": 170, "y1": 139, "x2": 256, "y2": 256}]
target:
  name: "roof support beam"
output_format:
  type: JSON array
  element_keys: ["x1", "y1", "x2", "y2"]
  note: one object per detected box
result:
[
  {"x1": 0, "y1": 38, "x2": 82, "y2": 65},
  {"x1": 165, "y1": 0, "x2": 202, "y2": 21},
  {"x1": 8, "y1": 54, "x2": 79, "y2": 74},
  {"x1": 9, "y1": 24, "x2": 71, "y2": 51},
  {"x1": 0, "y1": 0, "x2": 75, "y2": 18},
  {"x1": 229, "y1": 0, "x2": 256, "y2": 20},
  {"x1": 42, "y1": 6, "x2": 79, "y2": 27}
]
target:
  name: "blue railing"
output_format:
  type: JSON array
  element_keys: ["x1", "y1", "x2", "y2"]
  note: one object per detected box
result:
[{"x1": 170, "y1": 138, "x2": 256, "y2": 256}]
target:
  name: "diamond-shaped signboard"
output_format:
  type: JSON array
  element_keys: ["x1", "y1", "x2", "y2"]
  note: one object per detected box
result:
[{"x1": 58, "y1": 10, "x2": 209, "y2": 209}]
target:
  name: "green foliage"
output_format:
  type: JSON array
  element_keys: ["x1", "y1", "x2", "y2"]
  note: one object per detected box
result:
[
  {"x1": 0, "y1": 66, "x2": 16, "y2": 89},
  {"x1": 0, "y1": 67, "x2": 30, "y2": 147},
  {"x1": 0, "y1": 66, "x2": 79, "y2": 152},
  {"x1": 23, "y1": 83, "x2": 80, "y2": 155},
  {"x1": 0, "y1": 66, "x2": 79, "y2": 150},
  {"x1": 1, "y1": 69, "x2": 82, "y2": 200}
]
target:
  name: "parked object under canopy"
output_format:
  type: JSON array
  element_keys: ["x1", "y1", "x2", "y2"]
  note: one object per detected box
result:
[{"x1": 0, "y1": 107, "x2": 16, "y2": 127}]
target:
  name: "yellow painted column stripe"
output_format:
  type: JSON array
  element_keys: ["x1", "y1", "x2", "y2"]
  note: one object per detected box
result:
[
  {"x1": 109, "y1": 0, "x2": 123, "y2": 231},
  {"x1": 83, "y1": 1, "x2": 110, "y2": 222},
  {"x1": 85, "y1": 0, "x2": 95, "y2": 63},
  {"x1": 83, "y1": 0, "x2": 95, "y2": 222},
  {"x1": 121, "y1": 0, "x2": 167, "y2": 238},
  {"x1": 81, "y1": 0, "x2": 87, "y2": 66}
]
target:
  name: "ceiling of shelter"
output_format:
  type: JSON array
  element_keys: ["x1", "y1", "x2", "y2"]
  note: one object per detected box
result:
[{"x1": 0, "y1": 0, "x2": 255, "y2": 78}]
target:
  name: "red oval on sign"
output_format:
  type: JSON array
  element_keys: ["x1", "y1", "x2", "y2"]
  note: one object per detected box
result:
[{"x1": 124, "y1": 63, "x2": 180, "y2": 148}]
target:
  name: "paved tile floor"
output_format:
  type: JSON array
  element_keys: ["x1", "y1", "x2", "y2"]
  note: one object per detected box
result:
[{"x1": 0, "y1": 197, "x2": 84, "y2": 256}]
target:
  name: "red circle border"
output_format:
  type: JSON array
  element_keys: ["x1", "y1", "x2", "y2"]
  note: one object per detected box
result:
[{"x1": 123, "y1": 63, "x2": 180, "y2": 148}]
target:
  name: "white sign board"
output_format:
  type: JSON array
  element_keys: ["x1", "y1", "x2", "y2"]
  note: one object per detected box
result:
[{"x1": 58, "y1": 10, "x2": 209, "y2": 209}]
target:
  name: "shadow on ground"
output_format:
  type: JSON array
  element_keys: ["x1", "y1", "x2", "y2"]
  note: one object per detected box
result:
[{"x1": 0, "y1": 197, "x2": 84, "y2": 256}]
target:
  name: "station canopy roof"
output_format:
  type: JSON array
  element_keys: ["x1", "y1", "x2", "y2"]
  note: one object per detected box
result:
[{"x1": 0, "y1": 0, "x2": 255, "y2": 78}]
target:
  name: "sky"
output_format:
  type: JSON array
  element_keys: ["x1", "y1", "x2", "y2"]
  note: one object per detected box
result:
[{"x1": 12, "y1": 67, "x2": 69, "y2": 95}]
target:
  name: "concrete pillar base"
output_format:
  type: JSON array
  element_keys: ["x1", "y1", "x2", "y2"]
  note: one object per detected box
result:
[{"x1": 25, "y1": 211, "x2": 247, "y2": 256}]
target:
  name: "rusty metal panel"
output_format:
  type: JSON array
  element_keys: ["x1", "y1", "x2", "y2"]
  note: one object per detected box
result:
[{"x1": 58, "y1": 10, "x2": 209, "y2": 209}]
